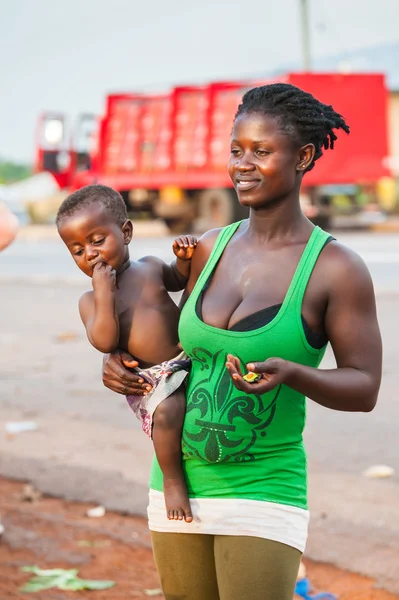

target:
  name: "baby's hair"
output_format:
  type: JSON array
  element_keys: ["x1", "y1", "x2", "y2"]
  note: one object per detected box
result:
[
  {"x1": 56, "y1": 184, "x2": 128, "y2": 227},
  {"x1": 235, "y1": 83, "x2": 350, "y2": 172}
]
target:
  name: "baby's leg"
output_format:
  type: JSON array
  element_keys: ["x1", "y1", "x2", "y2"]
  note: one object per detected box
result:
[{"x1": 152, "y1": 386, "x2": 192, "y2": 523}]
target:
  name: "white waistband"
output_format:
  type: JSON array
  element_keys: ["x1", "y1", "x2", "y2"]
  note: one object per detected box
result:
[{"x1": 147, "y1": 489, "x2": 309, "y2": 552}]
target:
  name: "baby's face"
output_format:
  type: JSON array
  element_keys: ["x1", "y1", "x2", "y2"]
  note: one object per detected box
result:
[{"x1": 58, "y1": 205, "x2": 131, "y2": 277}]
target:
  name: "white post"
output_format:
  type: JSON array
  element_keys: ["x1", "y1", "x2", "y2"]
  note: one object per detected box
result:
[{"x1": 300, "y1": 0, "x2": 311, "y2": 71}]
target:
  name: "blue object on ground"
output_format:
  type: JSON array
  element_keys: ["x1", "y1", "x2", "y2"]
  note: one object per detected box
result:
[{"x1": 295, "y1": 578, "x2": 337, "y2": 600}]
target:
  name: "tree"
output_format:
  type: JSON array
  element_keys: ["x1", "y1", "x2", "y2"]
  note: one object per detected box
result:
[{"x1": 0, "y1": 160, "x2": 32, "y2": 184}]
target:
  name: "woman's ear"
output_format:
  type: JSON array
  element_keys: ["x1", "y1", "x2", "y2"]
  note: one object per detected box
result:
[
  {"x1": 296, "y1": 143, "x2": 315, "y2": 172},
  {"x1": 122, "y1": 219, "x2": 133, "y2": 244}
]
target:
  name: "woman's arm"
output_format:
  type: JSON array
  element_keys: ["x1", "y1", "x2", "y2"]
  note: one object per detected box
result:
[
  {"x1": 102, "y1": 351, "x2": 152, "y2": 395},
  {"x1": 226, "y1": 244, "x2": 382, "y2": 413}
]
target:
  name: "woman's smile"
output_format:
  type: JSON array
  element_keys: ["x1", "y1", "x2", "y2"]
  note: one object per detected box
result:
[{"x1": 235, "y1": 178, "x2": 261, "y2": 192}]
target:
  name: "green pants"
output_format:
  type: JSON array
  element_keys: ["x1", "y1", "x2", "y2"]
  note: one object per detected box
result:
[{"x1": 151, "y1": 531, "x2": 301, "y2": 600}]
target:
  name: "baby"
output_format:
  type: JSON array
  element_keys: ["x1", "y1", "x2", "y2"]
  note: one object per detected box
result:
[{"x1": 57, "y1": 184, "x2": 197, "y2": 522}]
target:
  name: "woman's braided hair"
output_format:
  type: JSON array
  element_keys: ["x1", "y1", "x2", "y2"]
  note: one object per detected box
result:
[{"x1": 235, "y1": 83, "x2": 350, "y2": 172}]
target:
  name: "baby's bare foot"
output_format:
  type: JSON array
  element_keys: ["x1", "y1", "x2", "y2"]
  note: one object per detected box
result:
[{"x1": 163, "y1": 477, "x2": 193, "y2": 523}]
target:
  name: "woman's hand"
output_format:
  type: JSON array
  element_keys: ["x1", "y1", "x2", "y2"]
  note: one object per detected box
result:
[
  {"x1": 226, "y1": 354, "x2": 292, "y2": 395},
  {"x1": 102, "y1": 350, "x2": 152, "y2": 396}
]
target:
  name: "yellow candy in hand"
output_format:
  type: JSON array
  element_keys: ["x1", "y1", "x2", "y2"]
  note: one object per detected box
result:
[{"x1": 243, "y1": 372, "x2": 261, "y2": 383}]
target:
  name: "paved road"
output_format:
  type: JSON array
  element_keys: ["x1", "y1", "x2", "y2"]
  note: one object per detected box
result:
[
  {"x1": 1, "y1": 230, "x2": 399, "y2": 292},
  {"x1": 0, "y1": 231, "x2": 398, "y2": 592}
]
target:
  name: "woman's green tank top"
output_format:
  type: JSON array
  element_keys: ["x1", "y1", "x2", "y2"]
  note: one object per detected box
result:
[{"x1": 150, "y1": 221, "x2": 331, "y2": 510}]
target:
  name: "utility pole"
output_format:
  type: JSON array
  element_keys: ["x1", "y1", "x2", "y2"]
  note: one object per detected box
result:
[{"x1": 300, "y1": 0, "x2": 311, "y2": 71}]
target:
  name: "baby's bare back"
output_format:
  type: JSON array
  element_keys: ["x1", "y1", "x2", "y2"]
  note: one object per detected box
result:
[{"x1": 115, "y1": 261, "x2": 181, "y2": 369}]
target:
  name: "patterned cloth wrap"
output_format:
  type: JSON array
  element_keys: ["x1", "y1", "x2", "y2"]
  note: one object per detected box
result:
[{"x1": 126, "y1": 351, "x2": 190, "y2": 439}]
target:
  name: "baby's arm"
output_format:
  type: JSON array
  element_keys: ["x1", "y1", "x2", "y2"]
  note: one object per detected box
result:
[
  {"x1": 141, "y1": 236, "x2": 197, "y2": 292},
  {"x1": 162, "y1": 235, "x2": 197, "y2": 292},
  {"x1": 164, "y1": 235, "x2": 198, "y2": 291},
  {"x1": 78, "y1": 263, "x2": 119, "y2": 353},
  {"x1": 171, "y1": 235, "x2": 198, "y2": 281}
]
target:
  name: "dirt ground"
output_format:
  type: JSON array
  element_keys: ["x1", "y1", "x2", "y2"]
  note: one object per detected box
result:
[{"x1": 0, "y1": 478, "x2": 397, "y2": 600}]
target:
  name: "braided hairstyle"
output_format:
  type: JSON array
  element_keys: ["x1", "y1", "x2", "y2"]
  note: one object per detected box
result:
[{"x1": 235, "y1": 83, "x2": 350, "y2": 172}]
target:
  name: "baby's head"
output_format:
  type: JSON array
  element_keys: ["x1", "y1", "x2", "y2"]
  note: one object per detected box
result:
[{"x1": 56, "y1": 184, "x2": 132, "y2": 277}]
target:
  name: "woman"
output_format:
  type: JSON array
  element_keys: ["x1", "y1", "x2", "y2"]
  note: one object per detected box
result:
[{"x1": 103, "y1": 83, "x2": 382, "y2": 600}]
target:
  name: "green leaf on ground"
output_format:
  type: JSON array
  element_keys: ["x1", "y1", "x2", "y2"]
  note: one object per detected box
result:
[
  {"x1": 20, "y1": 566, "x2": 115, "y2": 593},
  {"x1": 22, "y1": 567, "x2": 78, "y2": 577}
]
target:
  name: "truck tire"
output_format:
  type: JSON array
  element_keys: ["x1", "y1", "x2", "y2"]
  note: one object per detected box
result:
[
  {"x1": 163, "y1": 217, "x2": 193, "y2": 233},
  {"x1": 195, "y1": 188, "x2": 248, "y2": 233}
]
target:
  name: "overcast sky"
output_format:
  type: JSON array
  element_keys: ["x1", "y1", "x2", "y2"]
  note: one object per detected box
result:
[{"x1": 2, "y1": 0, "x2": 399, "y2": 162}]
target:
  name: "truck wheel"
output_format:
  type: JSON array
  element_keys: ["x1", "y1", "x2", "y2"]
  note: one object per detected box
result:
[
  {"x1": 195, "y1": 188, "x2": 248, "y2": 233},
  {"x1": 163, "y1": 217, "x2": 192, "y2": 233}
]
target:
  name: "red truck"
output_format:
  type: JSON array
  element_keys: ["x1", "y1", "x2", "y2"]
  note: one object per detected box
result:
[{"x1": 35, "y1": 72, "x2": 390, "y2": 231}]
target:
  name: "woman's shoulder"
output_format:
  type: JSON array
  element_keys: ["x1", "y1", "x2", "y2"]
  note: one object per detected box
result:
[
  {"x1": 197, "y1": 220, "x2": 243, "y2": 254},
  {"x1": 316, "y1": 236, "x2": 374, "y2": 295},
  {"x1": 198, "y1": 227, "x2": 223, "y2": 249},
  {"x1": 182, "y1": 227, "x2": 224, "y2": 296},
  {"x1": 188, "y1": 227, "x2": 223, "y2": 276}
]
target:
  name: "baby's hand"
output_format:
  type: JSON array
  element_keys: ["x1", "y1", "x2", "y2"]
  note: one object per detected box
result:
[
  {"x1": 173, "y1": 236, "x2": 198, "y2": 262},
  {"x1": 92, "y1": 262, "x2": 116, "y2": 293}
]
